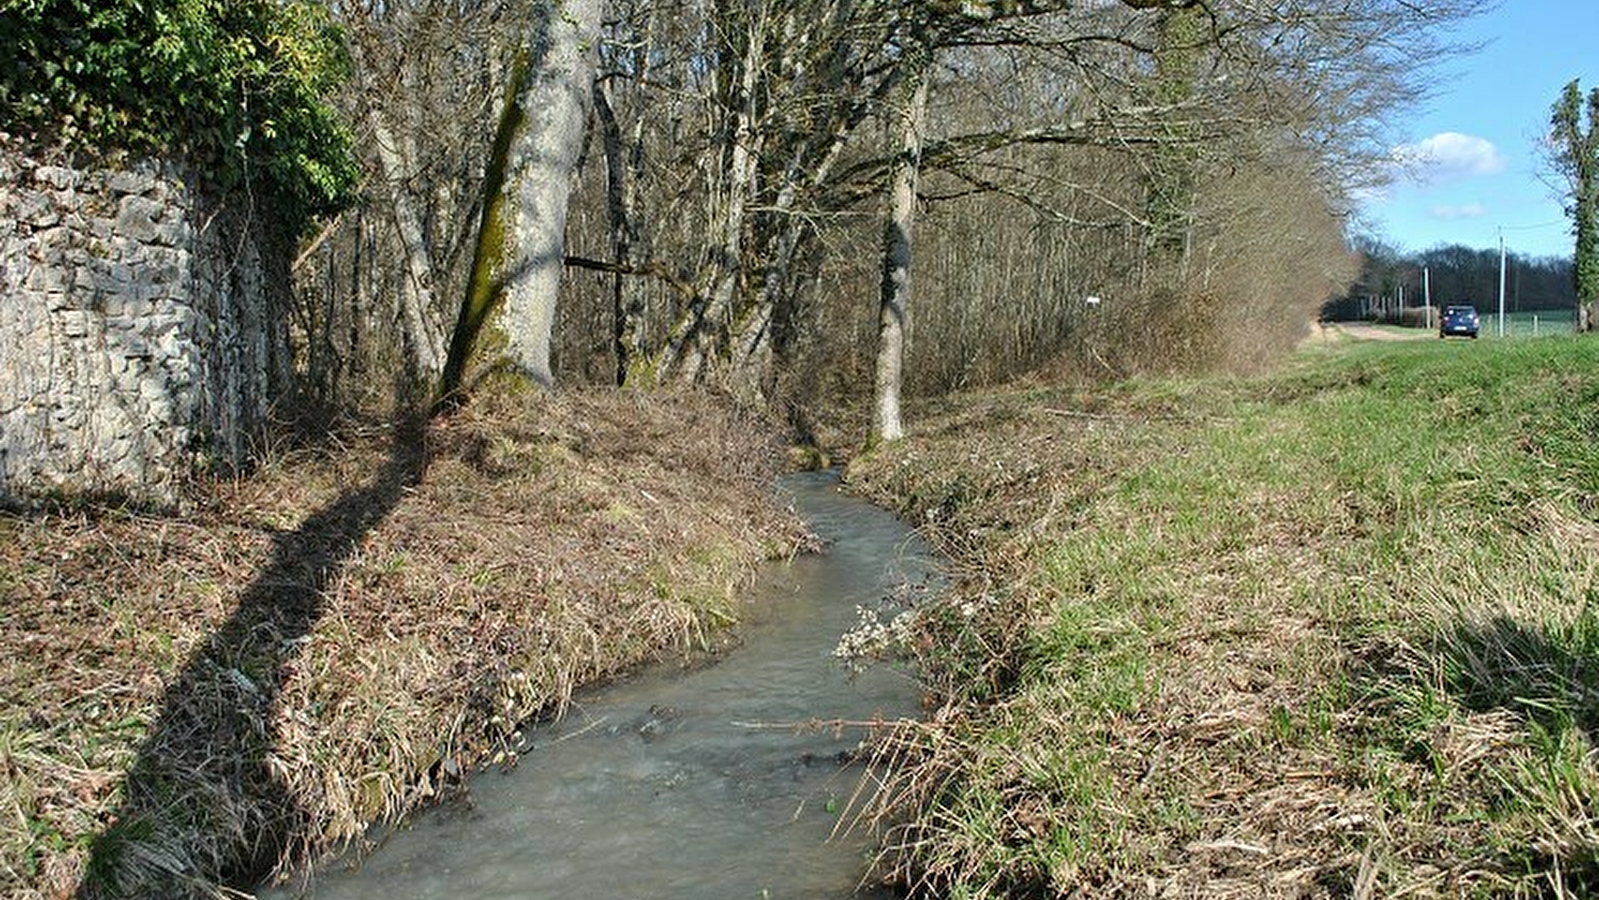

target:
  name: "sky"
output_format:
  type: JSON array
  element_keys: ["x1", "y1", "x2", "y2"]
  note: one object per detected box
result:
[{"x1": 1358, "y1": 1, "x2": 1599, "y2": 260}]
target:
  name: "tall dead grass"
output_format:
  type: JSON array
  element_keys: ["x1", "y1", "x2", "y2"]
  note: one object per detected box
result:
[{"x1": 1, "y1": 388, "x2": 806, "y2": 899}]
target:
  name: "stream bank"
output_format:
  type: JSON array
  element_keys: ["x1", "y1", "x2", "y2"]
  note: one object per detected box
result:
[
  {"x1": 269, "y1": 470, "x2": 937, "y2": 899},
  {"x1": 3, "y1": 391, "x2": 807, "y2": 900},
  {"x1": 844, "y1": 338, "x2": 1599, "y2": 897}
]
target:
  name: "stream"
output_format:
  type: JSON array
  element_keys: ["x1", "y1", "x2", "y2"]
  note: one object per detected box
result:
[{"x1": 273, "y1": 470, "x2": 935, "y2": 900}]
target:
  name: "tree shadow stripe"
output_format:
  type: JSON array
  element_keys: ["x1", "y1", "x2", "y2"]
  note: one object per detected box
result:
[{"x1": 77, "y1": 423, "x2": 428, "y2": 899}]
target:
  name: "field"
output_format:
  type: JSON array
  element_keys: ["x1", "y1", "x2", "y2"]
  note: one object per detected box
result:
[
  {"x1": 847, "y1": 335, "x2": 1599, "y2": 897},
  {"x1": 1478, "y1": 309, "x2": 1578, "y2": 338},
  {"x1": 1375, "y1": 308, "x2": 1578, "y2": 338}
]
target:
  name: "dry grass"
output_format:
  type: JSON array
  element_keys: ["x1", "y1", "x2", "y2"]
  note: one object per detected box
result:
[
  {"x1": 847, "y1": 337, "x2": 1599, "y2": 898},
  {"x1": 0, "y1": 388, "x2": 806, "y2": 900}
]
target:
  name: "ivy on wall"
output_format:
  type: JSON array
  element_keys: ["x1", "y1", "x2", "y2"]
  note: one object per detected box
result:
[{"x1": 0, "y1": 0, "x2": 357, "y2": 233}]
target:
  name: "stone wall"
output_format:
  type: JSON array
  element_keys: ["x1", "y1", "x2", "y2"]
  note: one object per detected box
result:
[{"x1": 0, "y1": 142, "x2": 292, "y2": 506}]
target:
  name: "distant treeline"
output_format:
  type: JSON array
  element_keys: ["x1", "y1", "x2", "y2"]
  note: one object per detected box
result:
[{"x1": 1324, "y1": 239, "x2": 1577, "y2": 321}]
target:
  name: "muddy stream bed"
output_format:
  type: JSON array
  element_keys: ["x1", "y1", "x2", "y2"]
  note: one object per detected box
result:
[{"x1": 268, "y1": 471, "x2": 936, "y2": 899}]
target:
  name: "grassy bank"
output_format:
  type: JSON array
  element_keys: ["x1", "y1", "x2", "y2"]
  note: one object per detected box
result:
[
  {"x1": 847, "y1": 336, "x2": 1599, "y2": 897},
  {"x1": 1, "y1": 390, "x2": 806, "y2": 899}
]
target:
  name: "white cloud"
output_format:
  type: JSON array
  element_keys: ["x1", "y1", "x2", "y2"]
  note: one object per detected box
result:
[
  {"x1": 1392, "y1": 132, "x2": 1508, "y2": 184},
  {"x1": 1429, "y1": 202, "x2": 1488, "y2": 220}
]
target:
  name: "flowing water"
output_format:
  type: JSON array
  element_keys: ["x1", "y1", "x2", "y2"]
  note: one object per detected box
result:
[{"x1": 273, "y1": 471, "x2": 935, "y2": 900}]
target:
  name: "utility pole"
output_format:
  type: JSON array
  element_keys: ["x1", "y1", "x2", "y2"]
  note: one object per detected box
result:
[
  {"x1": 1423, "y1": 266, "x2": 1432, "y2": 329},
  {"x1": 1498, "y1": 229, "x2": 1507, "y2": 338}
]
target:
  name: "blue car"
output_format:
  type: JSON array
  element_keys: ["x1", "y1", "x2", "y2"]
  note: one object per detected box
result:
[{"x1": 1440, "y1": 304, "x2": 1480, "y2": 339}]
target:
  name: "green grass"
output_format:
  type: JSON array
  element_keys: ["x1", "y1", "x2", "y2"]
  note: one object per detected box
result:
[
  {"x1": 850, "y1": 335, "x2": 1599, "y2": 897},
  {"x1": 1479, "y1": 309, "x2": 1578, "y2": 338}
]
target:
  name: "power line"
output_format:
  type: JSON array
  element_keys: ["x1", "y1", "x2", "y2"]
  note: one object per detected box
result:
[{"x1": 1499, "y1": 219, "x2": 1566, "y2": 232}]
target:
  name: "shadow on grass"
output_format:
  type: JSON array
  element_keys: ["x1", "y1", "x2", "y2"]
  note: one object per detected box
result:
[
  {"x1": 1344, "y1": 611, "x2": 1599, "y2": 892},
  {"x1": 1438, "y1": 612, "x2": 1599, "y2": 742},
  {"x1": 1435, "y1": 613, "x2": 1599, "y2": 890},
  {"x1": 76, "y1": 422, "x2": 428, "y2": 899}
]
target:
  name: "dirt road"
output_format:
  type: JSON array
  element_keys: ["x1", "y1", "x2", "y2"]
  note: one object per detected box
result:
[{"x1": 1329, "y1": 322, "x2": 1432, "y2": 341}]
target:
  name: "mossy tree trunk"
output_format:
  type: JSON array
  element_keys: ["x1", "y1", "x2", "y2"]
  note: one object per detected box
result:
[
  {"x1": 437, "y1": 0, "x2": 602, "y2": 405},
  {"x1": 1144, "y1": 4, "x2": 1205, "y2": 271}
]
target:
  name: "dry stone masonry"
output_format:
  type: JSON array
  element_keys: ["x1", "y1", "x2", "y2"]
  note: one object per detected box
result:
[{"x1": 1, "y1": 140, "x2": 291, "y2": 506}]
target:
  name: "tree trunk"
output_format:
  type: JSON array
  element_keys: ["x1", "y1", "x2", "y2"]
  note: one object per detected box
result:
[
  {"x1": 594, "y1": 0, "x2": 657, "y2": 386},
  {"x1": 735, "y1": 112, "x2": 856, "y2": 396},
  {"x1": 594, "y1": 82, "x2": 650, "y2": 385},
  {"x1": 1577, "y1": 191, "x2": 1597, "y2": 332},
  {"x1": 873, "y1": 59, "x2": 929, "y2": 443},
  {"x1": 500, "y1": 0, "x2": 602, "y2": 387},
  {"x1": 437, "y1": 0, "x2": 601, "y2": 403},
  {"x1": 1145, "y1": 5, "x2": 1204, "y2": 272},
  {"x1": 667, "y1": 2, "x2": 766, "y2": 385},
  {"x1": 368, "y1": 109, "x2": 447, "y2": 379}
]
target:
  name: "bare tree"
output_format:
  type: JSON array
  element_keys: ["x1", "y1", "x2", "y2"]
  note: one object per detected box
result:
[{"x1": 873, "y1": 21, "x2": 931, "y2": 442}]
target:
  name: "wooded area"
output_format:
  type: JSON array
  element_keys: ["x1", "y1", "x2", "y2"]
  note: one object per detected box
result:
[
  {"x1": 276, "y1": 0, "x2": 1493, "y2": 439},
  {"x1": 3, "y1": 0, "x2": 1499, "y2": 438},
  {"x1": 1325, "y1": 239, "x2": 1578, "y2": 322}
]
